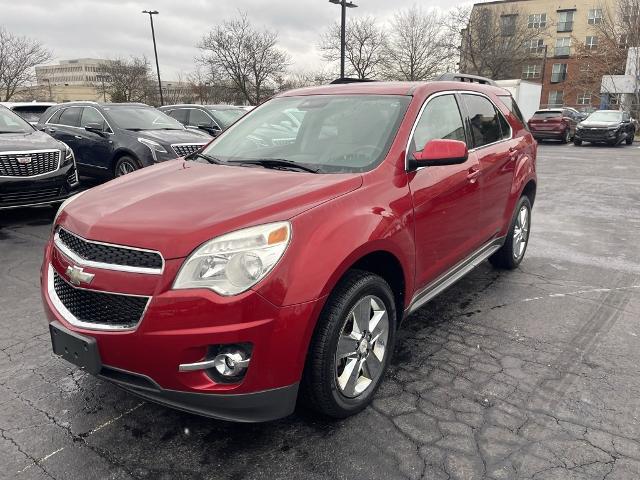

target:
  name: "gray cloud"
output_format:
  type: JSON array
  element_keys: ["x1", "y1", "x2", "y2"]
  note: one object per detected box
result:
[{"x1": 1, "y1": 0, "x2": 474, "y2": 79}]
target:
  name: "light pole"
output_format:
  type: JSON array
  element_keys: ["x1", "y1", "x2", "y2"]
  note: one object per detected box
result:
[
  {"x1": 329, "y1": 0, "x2": 358, "y2": 79},
  {"x1": 142, "y1": 9, "x2": 164, "y2": 106}
]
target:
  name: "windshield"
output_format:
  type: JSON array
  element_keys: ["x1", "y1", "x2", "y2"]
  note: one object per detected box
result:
[
  {"x1": 104, "y1": 106, "x2": 185, "y2": 131},
  {"x1": 11, "y1": 106, "x2": 50, "y2": 123},
  {"x1": 531, "y1": 111, "x2": 562, "y2": 120},
  {"x1": 586, "y1": 111, "x2": 623, "y2": 122},
  {"x1": 207, "y1": 108, "x2": 246, "y2": 128},
  {"x1": 0, "y1": 107, "x2": 34, "y2": 133},
  {"x1": 201, "y1": 95, "x2": 411, "y2": 173}
]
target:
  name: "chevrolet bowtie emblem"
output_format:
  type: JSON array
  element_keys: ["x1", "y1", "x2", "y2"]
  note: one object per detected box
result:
[{"x1": 66, "y1": 265, "x2": 95, "y2": 286}]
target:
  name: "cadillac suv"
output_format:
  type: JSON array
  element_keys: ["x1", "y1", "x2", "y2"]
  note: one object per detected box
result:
[
  {"x1": 42, "y1": 76, "x2": 537, "y2": 422},
  {"x1": 0, "y1": 105, "x2": 79, "y2": 209},
  {"x1": 159, "y1": 104, "x2": 248, "y2": 137},
  {"x1": 37, "y1": 102, "x2": 209, "y2": 179}
]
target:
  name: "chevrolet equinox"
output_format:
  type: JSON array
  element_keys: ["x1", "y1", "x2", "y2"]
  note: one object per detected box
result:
[{"x1": 42, "y1": 76, "x2": 537, "y2": 422}]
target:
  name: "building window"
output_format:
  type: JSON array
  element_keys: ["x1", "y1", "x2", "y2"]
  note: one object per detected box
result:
[
  {"x1": 528, "y1": 13, "x2": 547, "y2": 28},
  {"x1": 557, "y1": 10, "x2": 575, "y2": 32},
  {"x1": 522, "y1": 64, "x2": 541, "y2": 79},
  {"x1": 622, "y1": 5, "x2": 639, "y2": 22},
  {"x1": 551, "y1": 63, "x2": 568, "y2": 82},
  {"x1": 555, "y1": 37, "x2": 572, "y2": 56},
  {"x1": 501, "y1": 14, "x2": 517, "y2": 36},
  {"x1": 586, "y1": 36, "x2": 599, "y2": 50},
  {"x1": 525, "y1": 38, "x2": 545, "y2": 54},
  {"x1": 619, "y1": 34, "x2": 629, "y2": 48},
  {"x1": 549, "y1": 91, "x2": 564, "y2": 107},
  {"x1": 588, "y1": 9, "x2": 603, "y2": 24},
  {"x1": 577, "y1": 93, "x2": 592, "y2": 105}
]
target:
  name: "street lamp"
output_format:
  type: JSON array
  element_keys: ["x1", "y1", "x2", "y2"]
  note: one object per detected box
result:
[
  {"x1": 329, "y1": 0, "x2": 358, "y2": 79},
  {"x1": 142, "y1": 9, "x2": 164, "y2": 106}
]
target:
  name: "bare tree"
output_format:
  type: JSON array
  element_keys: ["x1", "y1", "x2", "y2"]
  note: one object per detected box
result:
[
  {"x1": 453, "y1": 5, "x2": 551, "y2": 80},
  {"x1": 319, "y1": 16, "x2": 388, "y2": 79},
  {"x1": 198, "y1": 12, "x2": 290, "y2": 105},
  {"x1": 98, "y1": 57, "x2": 153, "y2": 103},
  {"x1": 384, "y1": 7, "x2": 451, "y2": 81},
  {"x1": 276, "y1": 69, "x2": 334, "y2": 92},
  {"x1": 0, "y1": 27, "x2": 52, "y2": 101}
]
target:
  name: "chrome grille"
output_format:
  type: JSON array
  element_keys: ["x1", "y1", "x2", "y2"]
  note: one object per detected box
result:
[
  {"x1": 55, "y1": 228, "x2": 164, "y2": 274},
  {"x1": 172, "y1": 143, "x2": 206, "y2": 157},
  {"x1": 0, "y1": 150, "x2": 60, "y2": 177},
  {"x1": 53, "y1": 270, "x2": 149, "y2": 329}
]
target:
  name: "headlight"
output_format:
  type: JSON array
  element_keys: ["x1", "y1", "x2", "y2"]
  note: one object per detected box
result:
[
  {"x1": 173, "y1": 222, "x2": 291, "y2": 296},
  {"x1": 60, "y1": 143, "x2": 75, "y2": 165},
  {"x1": 52, "y1": 189, "x2": 88, "y2": 228},
  {"x1": 138, "y1": 137, "x2": 168, "y2": 162}
]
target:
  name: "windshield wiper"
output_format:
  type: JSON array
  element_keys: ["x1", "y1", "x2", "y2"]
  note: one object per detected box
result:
[
  {"x1": 236, "y1": 159, "x2": 320, "y2": 173},
  {"x1": 189, "y1": 153, "x2": 226, "y2": 165}
]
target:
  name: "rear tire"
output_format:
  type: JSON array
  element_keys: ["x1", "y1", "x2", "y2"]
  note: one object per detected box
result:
[
  {"x1": 301, "y1": 270, "x2": 397, "y2": 418},
  {"x1": 490, "y1": 196, "x2": 532, "y2": 270},
  {"x1": 114, "y1": 156, "x2": 141, "y2": 177}
]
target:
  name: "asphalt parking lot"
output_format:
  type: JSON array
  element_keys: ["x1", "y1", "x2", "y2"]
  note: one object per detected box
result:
[{"x1": 1, "y1": 142, "x2": 640, "y2": 480}]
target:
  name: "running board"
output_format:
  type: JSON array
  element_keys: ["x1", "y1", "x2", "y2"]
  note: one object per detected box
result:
[{"x1": 406, "y1": 237, "x2": 505, "y2": 316}]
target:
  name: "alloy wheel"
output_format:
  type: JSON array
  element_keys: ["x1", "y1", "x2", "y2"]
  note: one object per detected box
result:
[
  {"x1": 117, "y1": 161, "x2": 136, "y2": 177},
  {"x1": 334, "y1": 295, "x2": 389, "y2": 398},
  {"x1": 513, "y1": 205, "x2": 530, "y2": 260}
]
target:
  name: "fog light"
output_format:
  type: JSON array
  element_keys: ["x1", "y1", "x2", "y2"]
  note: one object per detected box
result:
[{"x1": 214, "y1": 351, "x2": 251, "y2": 377}]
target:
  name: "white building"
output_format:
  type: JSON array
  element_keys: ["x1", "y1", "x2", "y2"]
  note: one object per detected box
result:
[{"x1": 601, "y1": 47, "x2": 640, "y2": 111}]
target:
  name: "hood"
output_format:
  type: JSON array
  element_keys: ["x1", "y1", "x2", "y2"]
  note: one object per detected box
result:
[
  {"x1": 579, "y1": 120, "x2": 620, "y2": 128},
  {"x1": 0, "y1": 130, "x2": 64, "y2": 151},
  {"x1": 124, "y1": 128, "x2": 210, "y2": 146},
  {"x1": 60, "y1": 160, "x2": 363, "y2": 259}
]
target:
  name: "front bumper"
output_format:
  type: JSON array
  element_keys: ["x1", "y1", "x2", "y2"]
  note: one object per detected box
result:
[
  {"x1": 574, "y1": 129, "x2": 620, "y2": 143},
  {"x1": 41, "y1": 240, "x2": 322, "y2": 422},
  {"x1": 0, "y1": 162, "x2": 79, "y2": 209}
]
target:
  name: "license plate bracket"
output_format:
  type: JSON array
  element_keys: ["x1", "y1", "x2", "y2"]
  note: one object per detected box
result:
[{"x1": 49, "y1": 321, "x2": 102, "y2": 375}]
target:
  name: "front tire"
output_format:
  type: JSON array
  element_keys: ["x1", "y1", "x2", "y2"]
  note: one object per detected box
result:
[
  {"x1": 573, "y1": 138, "x2": 583, "y2": 146},
  {"x1": 301, "y1": 270, "x2": 397, "y2": 418},
  {"x1": 114, "y1": 156, "x2": 141, "y2": 177},
  {"x1": 626, "y1": 132, "x2": 635, "y2": 145},
  {"x1": 490, "y1": 196, "x2": 532, "y2": 270}
]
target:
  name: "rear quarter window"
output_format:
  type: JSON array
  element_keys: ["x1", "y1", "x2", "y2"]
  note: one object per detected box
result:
[{"x1": 498, "y1": 95, "x2": 527, "y2": 130}]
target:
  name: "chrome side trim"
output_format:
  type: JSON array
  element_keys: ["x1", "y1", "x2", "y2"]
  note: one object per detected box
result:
[
  {"x1": 47, "y1": 264, "x2": 150, "y2": 331},
  {"x1": 406, "y1": 236, "x2": 505, "y2": 315},
  {"x1": 0, "y1": 149, "x2": 61, "y2": 179},
  {"x1": 54, "y1": 228, "x2": 165, "y2": 275}
]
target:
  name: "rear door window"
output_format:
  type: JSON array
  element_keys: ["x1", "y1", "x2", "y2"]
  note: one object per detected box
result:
[
  {"x1": 58, "y1": 107, "x2": 81, "y2": 127},
  {"x1": 462, "y1": 94, "x2": 502, "y2": 148},
  {"x1": 80, "y1": 107, "x2": 108, "y2": 130},
  {"x1": 188, "y1": 109, "x2": 214, "y2": 127}
]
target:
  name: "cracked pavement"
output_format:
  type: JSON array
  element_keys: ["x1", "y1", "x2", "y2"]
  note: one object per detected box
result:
[{"x1": 1, "y1": 143, "x2": 639, "y2": 479}]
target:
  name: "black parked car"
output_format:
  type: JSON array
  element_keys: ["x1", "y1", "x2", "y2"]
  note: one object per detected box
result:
[
  {"x1": 0, "y1": 102, "x2": 57, "y2": 125},
  {"x1": 37, "y1": 102, "x2": 210, "y2": 178},
  {"x1": 159, "y1": 104, "x2": 247, "y2": 137},
  {"x1": 574, "y1": 110, "x2": 636, "y2": 146},
  {"x1": 0, "y1": 105, "x2": 79, "y2": 210}
]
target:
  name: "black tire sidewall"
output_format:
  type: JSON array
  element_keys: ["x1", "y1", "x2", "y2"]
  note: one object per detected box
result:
[{"x1": 505, "y1": 196, "x2": 532, "y2": 268}]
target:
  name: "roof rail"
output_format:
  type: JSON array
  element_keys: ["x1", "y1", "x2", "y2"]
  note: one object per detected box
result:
[
  {"x1": 436, "y1": 73, "x2": 497, "y2": 86},
  {"x1": 330, "y1": 77, "x2": 377, "y2": 85}
]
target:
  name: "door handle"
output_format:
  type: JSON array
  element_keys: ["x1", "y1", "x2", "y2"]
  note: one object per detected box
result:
[
  {"x1": 467, "y1": 167, "x2": 481, "y2": 183},
  {"x1": 74, "y1": 135, "x2": 82, "y2": 139}
]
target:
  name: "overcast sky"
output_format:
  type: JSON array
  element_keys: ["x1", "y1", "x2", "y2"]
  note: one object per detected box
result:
[{"x1": 0, "y1": 0, "x2": 476, "y2": 79}]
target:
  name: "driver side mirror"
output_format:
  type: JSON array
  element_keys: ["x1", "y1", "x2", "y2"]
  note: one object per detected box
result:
[
  {"x1": 409, "y1": 139, "x2": 469, "y2": 169},
  {"x1": 196, "y1": 123, "x2": 221, "y2": 135},
  {"x1": 84, "y1": 122, "x2": 105, "y2": 135}
]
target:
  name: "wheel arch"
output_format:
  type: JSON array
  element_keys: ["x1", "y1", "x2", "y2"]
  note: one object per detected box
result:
[{"x1": 111, "y1": 149, "x2": 141, "y2": 173}]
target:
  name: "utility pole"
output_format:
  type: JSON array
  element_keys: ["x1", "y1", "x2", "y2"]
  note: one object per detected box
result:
[
  {"x1": 329, "y1": 0, "x2": 358, "y2": 79},
  {"x1": 142, "y1": 10, "x2": 164, "y2": 106}
]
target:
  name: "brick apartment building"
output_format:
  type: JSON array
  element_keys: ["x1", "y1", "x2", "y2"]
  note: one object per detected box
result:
[{"x1": 462, "y1": 0, "x2": 627, "y2": 112}]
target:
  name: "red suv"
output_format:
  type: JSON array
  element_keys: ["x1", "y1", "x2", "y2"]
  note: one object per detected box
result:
[
  {"x1": 42, "y1": 76, "x2": 537, "y2": 422},
  {"x1": 527, "y1": 108, "x2": 579, "y2": 143}
]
